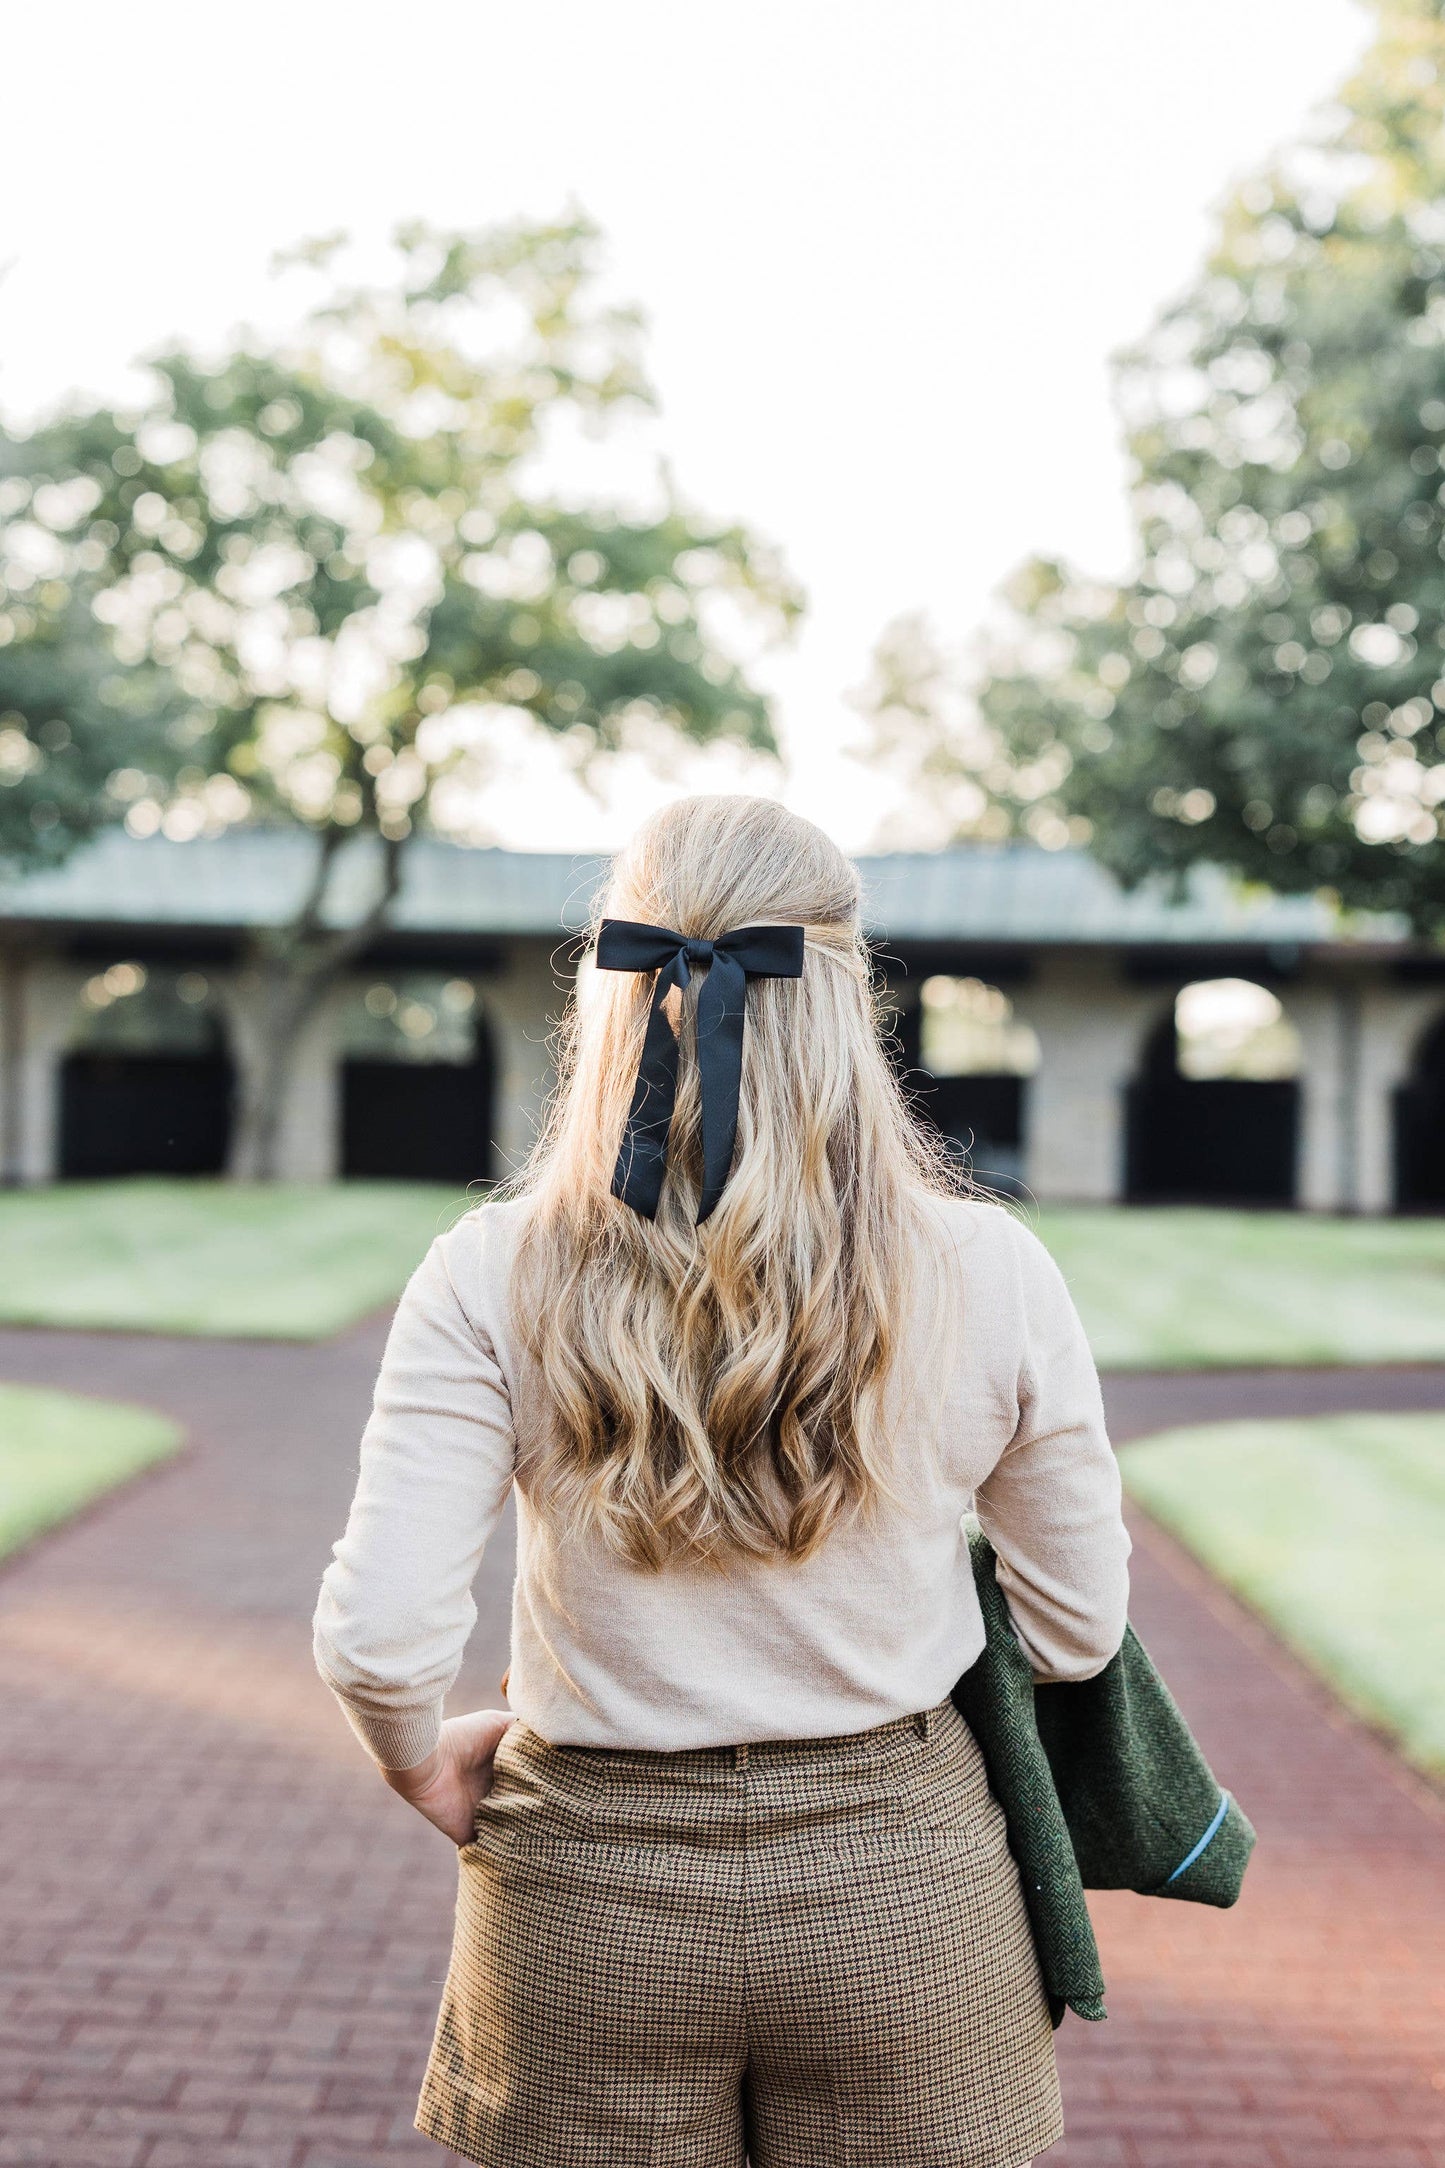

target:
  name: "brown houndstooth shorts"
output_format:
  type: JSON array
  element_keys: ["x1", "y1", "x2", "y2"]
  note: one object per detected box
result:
[{"x1": 416, "y1": 1696, "x2": 1063, "y2": 2167}]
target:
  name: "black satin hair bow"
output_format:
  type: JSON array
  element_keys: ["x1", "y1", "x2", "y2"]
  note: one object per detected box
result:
[{"x1": 595, "y1": 917, "x2": 806, "y2": 1224}]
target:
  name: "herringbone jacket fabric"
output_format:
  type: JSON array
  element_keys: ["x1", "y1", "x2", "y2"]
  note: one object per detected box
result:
[{"x1": 955, "y1": 1531, "x2": 1257, "y2": 2025}]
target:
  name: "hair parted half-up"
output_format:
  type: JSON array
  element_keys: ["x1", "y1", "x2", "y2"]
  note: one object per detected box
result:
[{"x1": 503, "y1": 794, "x2": 967, "y2": 1572}]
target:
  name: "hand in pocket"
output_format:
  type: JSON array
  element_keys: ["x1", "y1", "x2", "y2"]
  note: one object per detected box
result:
[{"x1": 381, "y1": 1708, "x2": 516, "y2": 1845}]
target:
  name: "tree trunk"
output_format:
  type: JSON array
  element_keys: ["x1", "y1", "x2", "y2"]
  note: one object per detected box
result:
[
  {"x1": 225, "y1": 827, "x2": 407, "y2": 1182},
  {"x1": 226, "y1": 959, "x2": 323, "y2": 1181}
]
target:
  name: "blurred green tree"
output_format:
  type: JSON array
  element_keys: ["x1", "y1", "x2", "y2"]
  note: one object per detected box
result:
[
  {"x1": 861, "y1": 0, "x2": 1445, "y2": 933},
  {"x1": 2, "y1": 216, "x2": 801, "y2": 1175},
  {"x1": 0, "y1": 519, "x2": 184, "y2": 868}
]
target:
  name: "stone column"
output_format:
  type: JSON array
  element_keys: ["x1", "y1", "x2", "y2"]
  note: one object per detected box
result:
[
  {"x1": 1270, "y1": 971, "x2": 1438, "y2": 1214},
  {"x1": 4, "y1": 954, "x2": 88, "y2": 1184},
  {"x1": 1295, "y1": 978, "x2": 1356, "y2": 1213},
  {"x1": 0, "y1": 945, "x2": 23, "y2": 1184},
  {"x1": 1355, "y1": 984, "x2": 1440, "y2": 1214},
  {"x1": 1017, "y1": 955, "x2": 1160, "y2": 1204},
  {"x1": 483, "y1": 942, "x2": 566, "y2": 1180}
]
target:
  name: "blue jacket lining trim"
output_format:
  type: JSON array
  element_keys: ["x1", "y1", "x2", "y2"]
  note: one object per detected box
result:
[{"x1": 1165, "y1": 1789, "x2": 1231, "y2": 1885}]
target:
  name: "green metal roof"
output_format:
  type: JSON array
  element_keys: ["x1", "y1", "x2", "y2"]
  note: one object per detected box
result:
[
  {"x1": 0, "y1": 827, "x2": 1378, "y2": 949},
  {"x1": 857, "y1": 846, "x2": 1357, "y2": 946},
  {"x1": 0, "y1": 831, "x2": 605, "y2": 939}
]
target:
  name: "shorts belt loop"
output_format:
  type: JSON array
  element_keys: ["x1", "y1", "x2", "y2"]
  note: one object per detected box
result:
[
  {"x1": 734, "y1": 1742, "x2": 749, "y2": 1768},
  {"x1": 913, "y1": 1708, "x2": 932, "y2": 1739}
]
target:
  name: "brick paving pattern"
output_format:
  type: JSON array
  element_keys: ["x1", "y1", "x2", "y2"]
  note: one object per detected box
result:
[{"x1": 0, "y1": 1322, "x2": 1441, "y2": 2167}]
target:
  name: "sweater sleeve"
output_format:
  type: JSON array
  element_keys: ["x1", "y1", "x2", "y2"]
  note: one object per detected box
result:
[
  {"x1": 312, "y1": 1217, "x2": 515, "y2": 1769},
  {"x1": 972, "y1": 1218, "x2": 1131, "y2": 1683}
]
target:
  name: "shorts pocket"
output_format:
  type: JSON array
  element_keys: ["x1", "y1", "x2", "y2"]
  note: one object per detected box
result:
[
  {"x1": 873, "y1": 1709, "x2": 1008, "y2": 1848},
  {"x1": 466, "y1": 1722, "x2": 602, "y2": 1856}
]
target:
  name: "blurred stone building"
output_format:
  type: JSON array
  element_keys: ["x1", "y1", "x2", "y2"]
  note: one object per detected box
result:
[{"x1": 1, "y1": 830, "x2": 1442, "y2": 1211}]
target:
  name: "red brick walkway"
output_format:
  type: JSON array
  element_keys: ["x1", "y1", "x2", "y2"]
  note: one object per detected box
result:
[{"x1": 0, "y1": 1324, "x2": 1441, "y2": 2168}]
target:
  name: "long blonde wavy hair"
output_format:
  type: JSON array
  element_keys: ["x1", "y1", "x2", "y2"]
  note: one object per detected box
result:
[{"x1": 505, "y1": 794, "x2": 964, "y2": 1571}]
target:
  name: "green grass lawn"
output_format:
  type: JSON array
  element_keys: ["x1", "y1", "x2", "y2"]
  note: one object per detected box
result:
[
  {"x1": 1033, "y1": 1205, "x2": 1445, "y2": 1369},
  {"x1": 0, "y1": 1382, "x2": 184, "y2": 1559},
  {"x1": 2, "y1": 1183, "x2": 1444, "y2": 1361},
  {"x1": 1119, "y1": 1413, "x2": 1445, "y2": 1776},
  {"x1": 0, "y1": 1178, "x2": 472, "y2": 1339}
]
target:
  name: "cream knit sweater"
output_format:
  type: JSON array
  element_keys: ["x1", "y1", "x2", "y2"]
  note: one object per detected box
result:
[{"x1": 313, "y1": 1195, "x2": 1131, "y2": 1769}]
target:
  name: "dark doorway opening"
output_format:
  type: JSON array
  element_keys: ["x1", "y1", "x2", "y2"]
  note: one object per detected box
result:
[
  {"x1": 340, "y1": 975, "x2": 494, "y2": 1183},
  {"x1": 59, "y1": 963, "x2": 235, "y2": 1176},
  {"x1": 1394, "y1": 1013, "x2": 1445, "y2": 1210},
  {"x1": 909, "y1": 1072, "x2": 1027, "y2": 1186},
  {"x1": 342, "y1": 1052, "x2": 494, "y2": 1182},
  {"x1": 61, "y1": 1052, "x2": 234, "y2": 1176},
  {"x1": 1126, "y1": 990, "x2": 1299, "y2": 1205},
  {"x1": 896, "y1": 974, "x2": 1037, "y2": 1192}
]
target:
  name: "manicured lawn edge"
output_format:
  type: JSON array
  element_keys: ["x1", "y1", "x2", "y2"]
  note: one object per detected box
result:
[
  {"x1": 1119, "y1": 1413, "x2": 1445, "y2": 1779},
  {"x1": 0, "y1": 1178, "x2": 475, "y2": 1341},
  {"x1": 0, "y1": 1383, "x2": 186, "y2": 1562},
  {"x1": 1032, "y1": 1205, "x2": 1445, "y2": 1370}
]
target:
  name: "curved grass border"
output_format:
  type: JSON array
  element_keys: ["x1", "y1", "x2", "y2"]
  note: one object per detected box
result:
[
  {"x1": 1119, "y1": 1413, "x2": 1445, "y2": 1777},
  {"x1": 0, "y1": 1383, "x2": 185, "y2": 1561},
  {"x1": 1035, "y1": 1206, "x2": 1445, "y2": 1369},
  {"x1": 0, "y1": 1179, "x2": 472, "y2": 1340}
]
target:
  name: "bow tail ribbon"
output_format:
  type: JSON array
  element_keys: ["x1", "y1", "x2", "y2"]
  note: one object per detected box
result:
[
  {"x1": 693, "y1": 947, "x2": 749, "y2": 1222},
  {"x1": 613, "y1": 946, "x2": 692, "y2": 1219},
  {"x1": 596, "y1": 917, "x2": 805, "y2": 1225}
]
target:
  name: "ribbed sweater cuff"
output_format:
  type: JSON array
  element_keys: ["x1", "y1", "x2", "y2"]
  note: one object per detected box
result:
[{"x1": 331, "y1": 1692, "x2": 444, "y2": 1771}]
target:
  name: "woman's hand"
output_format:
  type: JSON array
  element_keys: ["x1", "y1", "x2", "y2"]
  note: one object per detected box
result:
[{"x1": 381, "y1": 1708, "x2": 515, "y2": 1845}]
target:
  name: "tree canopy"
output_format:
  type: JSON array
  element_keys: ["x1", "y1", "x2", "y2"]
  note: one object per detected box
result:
[
  {"x1": 1, "y1": 216, "x2": 798, "y2": 871},
  {"x1": 0, "y1": 214, "x2": 801, "y2": 1170},
  {"x1": 863, "y1": 0, "x2": 1445, "y2": 935},
  {"x1": 0, "y1": 515, "x2": 184, "y2": 868}
]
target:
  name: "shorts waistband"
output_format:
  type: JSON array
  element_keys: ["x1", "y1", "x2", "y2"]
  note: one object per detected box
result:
[
  {"x1": 557, "y1": 1697, "x2": 950, "y2": 1770},
  {"x1": 731, "y1": 1703, "x2": 938, "y2": 1766}
]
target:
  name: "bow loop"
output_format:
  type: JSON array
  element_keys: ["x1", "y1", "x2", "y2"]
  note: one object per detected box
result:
[{"x1": 594, "y1": 915, "x2": 806, "y2": 1223}]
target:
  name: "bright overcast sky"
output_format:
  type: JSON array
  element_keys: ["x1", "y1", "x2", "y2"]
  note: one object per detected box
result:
[{"x1": 4, "y1": 0, "x2": 1370, "y2": 852}]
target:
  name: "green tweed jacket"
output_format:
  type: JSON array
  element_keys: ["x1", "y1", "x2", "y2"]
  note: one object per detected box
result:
[{"x1": 954, "y1": 1531, "x2": 1256, "y2": 2026}]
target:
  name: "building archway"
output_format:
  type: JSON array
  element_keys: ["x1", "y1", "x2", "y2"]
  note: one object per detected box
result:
[
  {"x1": 1126, "y1": 977, "x2": 1300, "y2": 1204},
  {"x1": 1393, "y1": 1010, "x2": 1445, "y2": 1210},
  {"x1": 906, "y1": 975, "x2": 1040, "y2": 1191},
  {"x1": 341, "y1": 973, "x2": 494, "y2": 1182},
  {"x1": 60, "y1": 963, "x2": 235, "y2": 1176}
]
